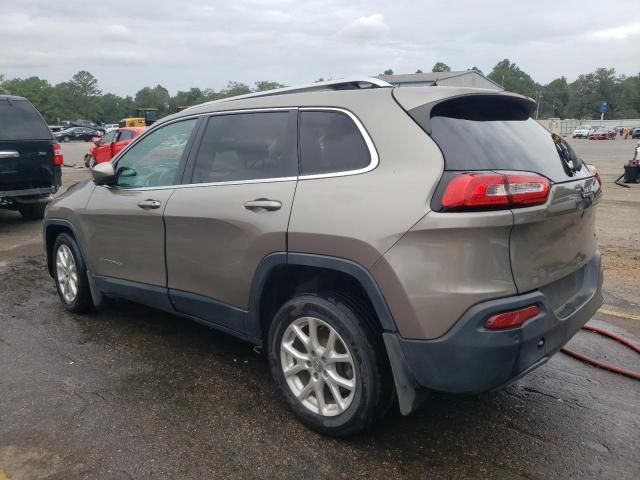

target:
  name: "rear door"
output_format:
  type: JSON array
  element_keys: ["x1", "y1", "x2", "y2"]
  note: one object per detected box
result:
[
  {"x1": 164, "y1": 109, "x2": 298, "y2": 334},
  {"x1": 398, "y1": 91, "x2": 600, "y2": 293},
  {"x1": 0, "y1": 97, "x2": 57, "y2": 192}
]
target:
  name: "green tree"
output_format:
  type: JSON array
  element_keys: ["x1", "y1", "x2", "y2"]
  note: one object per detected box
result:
[
  {"x1": 134, "y1": 84, "x2": 171, "y2": 116},
  {"x1": 415, "y1": 69, "x2": 423, "y2": 74},
  {"x1": 382, "y1": 69, "x2": 393, "y2": 75},
  {"x1": 254, "y1": 81, "x2": 285, "y2": 92},
  {"x1": 68, "y1": 71, "x2": 101, "y2": 119},
  {"x1": 432, "y1": 62, "x2": 451, "y2": 72},
  {"x1": 542, "y1": 77, "x2": 569, "y2": 118},
  {"x1": 470, "y1": 66, "x2": 483, "y2": 75},
  {"x1": 97, "y1": 93, "x2": 134, "y2": 123},
  {"x1": 1, "y1": 76, "x2": 57, "y2": 122},
  {"x1": 170, "y1": 88, "x2": 208, "y2": 111},
  {"x1": 219, "y1": 81, "x2": 251, "y2": 98},
  {"x1": 488, "y1": 59, "x2": 538, "y2": 96}
]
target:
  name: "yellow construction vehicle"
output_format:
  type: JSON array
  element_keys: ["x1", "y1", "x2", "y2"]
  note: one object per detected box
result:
[{"x1": 119, "y1": 108, "x2": 159, "y2": 128}]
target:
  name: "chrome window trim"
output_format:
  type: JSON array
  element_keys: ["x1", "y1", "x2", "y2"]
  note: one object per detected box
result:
[
  {"x1": 297, "y1": 107, "x2": 379, "y2": 180},
  {"x1": 111, "y1": 106, "x2": 378, "y2": 192}
]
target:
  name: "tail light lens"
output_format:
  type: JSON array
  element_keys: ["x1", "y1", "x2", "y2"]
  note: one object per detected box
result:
[
  {"x1": 588, "y1": 164, "x2": 601, "y2": 187},
  {"x1": 485, "y1": 304, "x2": 540, "y2": 330},
  {"x1": 52, "y1": 142, "x2": 64, "y2": 166},
  {"x1": 440, "y1": 171, "x2": 550, "y2": 211}
]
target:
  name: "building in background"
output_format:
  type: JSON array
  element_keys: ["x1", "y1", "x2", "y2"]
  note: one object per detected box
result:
[{"x1": 376, "y1": 70, "x2": 503, "y2": 90}]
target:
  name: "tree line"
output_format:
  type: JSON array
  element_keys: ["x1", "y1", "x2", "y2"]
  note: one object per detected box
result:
[
  {"x1": 382, "y1": 60, "x2": 640, "y2": 120},
  {"x1": 0, "y1": 71, "x2": 284, "y2": 125},
  {"x1": 2, "y1": 59, "x2": 639, "y2": 124}
]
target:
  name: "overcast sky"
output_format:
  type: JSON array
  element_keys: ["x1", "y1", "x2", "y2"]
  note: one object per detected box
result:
[{"x1": 1, "y1": 0, "x2": 639, "y2": 96}]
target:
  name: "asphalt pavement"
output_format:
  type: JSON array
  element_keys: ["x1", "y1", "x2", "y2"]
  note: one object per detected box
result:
[{"x1": 0, "y1": 139, "x2": 638, "y2": 479}]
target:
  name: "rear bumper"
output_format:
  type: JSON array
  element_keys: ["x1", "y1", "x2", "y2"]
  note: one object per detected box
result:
[
  {"x1": 385, "y1": 251, "x2": 603, "y2": 403},
  {"x1": 0, "y1": 186, "x2": 58, "y2": 199}
]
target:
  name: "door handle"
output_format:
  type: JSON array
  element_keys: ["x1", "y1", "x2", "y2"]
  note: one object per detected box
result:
[
  {"x1": 243, "y1": 199, "x2": 282, "y2": 212},
  {"x1": 137, "y1": 199, "x2": 162, "y2": 210}
]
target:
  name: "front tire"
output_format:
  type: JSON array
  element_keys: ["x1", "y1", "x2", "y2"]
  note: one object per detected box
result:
[
  {"x1": 268, "y1": 293, "x2": 393, "y2": 437},
  {"x1": 53, "y1": 233, "x2": 93, "y2": 313},
  {"x1": 63, "y1": 136, "x2": 70, "y2": 142},
  {"x1": 18, "y1": 202, "x2": 46, "y2": 220}
]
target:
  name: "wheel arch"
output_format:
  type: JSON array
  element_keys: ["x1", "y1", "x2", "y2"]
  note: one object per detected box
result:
[
  {"x1": 43, "y1": 219, "x2": 81, "y2": 277},
  {"x1": 247, "y1": 252, "x2": 398, "y2": 341}
]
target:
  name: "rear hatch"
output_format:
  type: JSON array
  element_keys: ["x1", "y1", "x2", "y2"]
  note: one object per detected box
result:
[
  {"x1": 395, "y1": 89, "x2": 600, "y2": 293},
  {"x1": 0, "y1": 96, "x2": 59, "y2": 192}
]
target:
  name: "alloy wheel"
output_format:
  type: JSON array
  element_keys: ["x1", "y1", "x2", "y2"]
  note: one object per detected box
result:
[
  {"x1": 56, "y1": 244, "x2": 78, "y2": 304},
  {"x1": 280, "y1": 316, "x2": 356, "y2": 417}
]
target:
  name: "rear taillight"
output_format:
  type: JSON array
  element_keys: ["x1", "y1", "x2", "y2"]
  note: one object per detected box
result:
[
  {"x1": 52, "y1": 142, "x2": 64, "y2": 166},
  {"x1": 440, "y1": 171, "x2": 550, "y2": 211},
  {"x1": 485, "y1": 304, "x2": 540, "y2": 330},
  {"x1": 588, "y1": 164, "x2": 602, "y2": 186}
]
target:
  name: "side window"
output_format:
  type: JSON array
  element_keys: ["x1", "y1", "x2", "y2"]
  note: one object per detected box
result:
[
  {"x1": 118, "y1": 130, "x2": 134, "y2": 141},
  {"x1": 100, "y1": 130, "x2": 117, "y2": 144},
  {"x1": 299, "y1": 110, "x2": 371, "y2": 175},
  {"x1": 191, "y1": 111, "x2": 297, "y2": 183},
  {"x1": 115, "y1": 118, "x2": 197, "y2": 188}
]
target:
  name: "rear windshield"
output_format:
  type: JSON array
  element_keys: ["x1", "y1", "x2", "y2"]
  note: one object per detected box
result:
[
  {"x1": 409, "y1": 95, "x2": 585, "y2": 182},
  {"x1": 0, "y1": 98, "x2": 52, "y2": 140}
]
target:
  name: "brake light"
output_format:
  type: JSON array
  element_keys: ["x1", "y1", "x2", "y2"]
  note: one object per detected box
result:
[
  {"x1": 588, "y1": 164, "x2": 601, "y2": 186},
  {"x1": 440, "y1": 171, "x2": 550, "y2": 210},
  {"x1": 52, "y1": 142, "x2": 64, "y2": 166},
  {"x1": 485, "y1": 304, "x2": 540, "y2": 330}
]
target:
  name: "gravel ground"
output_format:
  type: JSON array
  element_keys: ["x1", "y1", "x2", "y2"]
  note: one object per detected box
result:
[{"x1": 0, "y1": 139, "x2": 638, "y2": 480}]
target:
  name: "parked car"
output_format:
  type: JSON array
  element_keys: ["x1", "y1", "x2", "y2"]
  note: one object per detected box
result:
[
  {"x1": 43, "y1": 78, "x2": 603, "y2": 436},
  {"x1": 632, "y1": 128, "x2": 640, "y2": 139},
  {"x1": 572, "y1": 125, "x2": 591, "y2": 138},
  {"x1": 588, "y1": 126, "x2": 615, "y2": 140},
  {"x1": 84, "y1": 127, "x2": 145, "y2": 168},
  {"x1": 49, "y1": 125, "x2": 64, "y2": 134},
  {"x1": 0, "y1": 95, "x2": 63, "y2": 219},
  {"x1": 61, "y1": 120, "x2": 106, "y2": 135},
  {"x1": 104, "y1": 123, "x2": 119, "y2": 132},
  {"x1": 55, "y1": 127, "x2": 103, "y2": 142}
]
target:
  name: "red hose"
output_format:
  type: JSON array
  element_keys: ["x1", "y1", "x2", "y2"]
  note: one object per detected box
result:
[{"x1": 561, "y1": 325, "x2": 640, "y2": 380}]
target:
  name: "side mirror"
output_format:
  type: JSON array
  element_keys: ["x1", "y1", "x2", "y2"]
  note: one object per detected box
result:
[
  {"x1": 92, "y1": 137, "x2": 101, "y2": 146},
  {"x1": 91, "y1": 161, "x2": 116, "y2": 186}
]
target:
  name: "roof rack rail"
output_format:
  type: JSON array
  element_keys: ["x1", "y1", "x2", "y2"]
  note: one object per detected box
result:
[{"x1": 187, "y1": 77, "x2": 392, "y2": 110}]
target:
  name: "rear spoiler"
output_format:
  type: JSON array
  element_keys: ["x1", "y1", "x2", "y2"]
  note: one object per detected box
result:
[{"x1": 394, "y1": 91, "x2": 536, "y2": 134}]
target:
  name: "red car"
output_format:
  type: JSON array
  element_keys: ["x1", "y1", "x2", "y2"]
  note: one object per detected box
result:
[
  {"x1": 84, "y1": 127, "x2": 145, "y2": 168},
  {"x1": 588, "y1": 127, "x2": 615, "y2": 140}
]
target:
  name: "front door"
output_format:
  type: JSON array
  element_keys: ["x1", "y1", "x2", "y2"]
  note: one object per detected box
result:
[
  {"x1": 92, "y1": 129, "x2": 117, "y2": 163},
  {"x1": 81, "y1": 118, "x2": 199, "y2": 302},
  {"x1": 164, "y1": 110, "x2": 298, "y2": 334}
]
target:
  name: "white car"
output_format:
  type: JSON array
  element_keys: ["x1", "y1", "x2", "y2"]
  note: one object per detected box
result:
[
  {"x1": 573, "y1": 125, "x2": 591, "y2": 139},
  {"x1": 104, "y1": 123, "x2": 119, "y2": 132}
]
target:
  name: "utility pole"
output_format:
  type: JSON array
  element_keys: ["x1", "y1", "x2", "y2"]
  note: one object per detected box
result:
[{"x1": 535, "y1": 91, "x2": 542, "y2": 119}]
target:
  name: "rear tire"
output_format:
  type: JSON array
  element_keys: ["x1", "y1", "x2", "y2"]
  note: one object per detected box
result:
[
  {"x1": 18, "y1": 202, "x2": 46, "y2": 220},
  {"x1": 52, "y1": 233, "x2": 93, "y2": 313},
  {"x1": 268, "y1": 293, "x2": 393, "y2": 437}
]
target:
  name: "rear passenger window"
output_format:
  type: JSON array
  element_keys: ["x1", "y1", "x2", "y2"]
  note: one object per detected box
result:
[
  {"x1": 192, "y1": 111, "x2": 297, "y2": 183},
  {"x1": 299, "y1": 110, "x2": 370, "y2": 175}
]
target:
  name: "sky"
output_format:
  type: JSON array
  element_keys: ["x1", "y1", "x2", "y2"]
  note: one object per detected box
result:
[{"x1": 1, "y1": 0, "x2": 639, "y2": 96}]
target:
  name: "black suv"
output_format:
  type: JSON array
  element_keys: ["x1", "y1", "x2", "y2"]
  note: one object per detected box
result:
[{"x1": 0, "y1": 95, "x2": 63, "y2": 219}]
